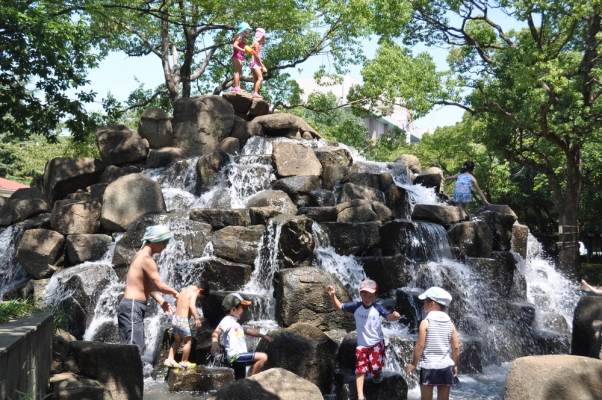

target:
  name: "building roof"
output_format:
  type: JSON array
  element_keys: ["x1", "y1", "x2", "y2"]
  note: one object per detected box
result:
[{"x1": 0, "y1": 177, "x2": 29, "y2": 190}]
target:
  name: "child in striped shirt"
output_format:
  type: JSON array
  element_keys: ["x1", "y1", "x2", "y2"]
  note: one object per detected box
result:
[{"x1": 405, "y1": 287, "x2": 460, "y2": 400}]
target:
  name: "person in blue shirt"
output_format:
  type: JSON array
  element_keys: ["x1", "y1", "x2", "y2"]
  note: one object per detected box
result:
[
  {"x1": 327, "y1": 279, "x2": 401, "y2": 400},
  {"x1": 444, "y1": 160, "x2": 490, "y2": 213}
]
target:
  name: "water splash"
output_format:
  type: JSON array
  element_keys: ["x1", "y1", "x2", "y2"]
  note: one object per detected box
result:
[{"x1": 312, "y1": 222, "x2": 365, "y2": 300}]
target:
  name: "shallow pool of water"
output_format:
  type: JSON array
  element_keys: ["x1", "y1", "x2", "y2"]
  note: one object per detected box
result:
[{"x1": 145, "y1": 364, "x2": 510, "y2": 399}]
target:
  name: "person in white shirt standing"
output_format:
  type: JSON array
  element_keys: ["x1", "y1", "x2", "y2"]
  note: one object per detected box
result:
[
  {"x1": 405, "y1": 287, "x2": 460, "y2": 400},
  {"x1": 327, "y1": 279, "x2": 401, "y2": 400}
]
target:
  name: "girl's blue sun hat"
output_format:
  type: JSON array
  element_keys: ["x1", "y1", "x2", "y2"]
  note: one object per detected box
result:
[{"x1": 237, "y1": 22, "x2": 251, "y2": 34}]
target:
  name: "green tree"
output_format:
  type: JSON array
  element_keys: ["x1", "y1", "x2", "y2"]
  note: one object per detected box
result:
[
  {"x1": 1, "y1": 0, "x2": 101, "y2": 141},
  {"x1": 290, "y1": 91, "x2": 412, "y2": 161},
  {"x1": 387, "y1": 0, "x2": 602, "y2": 274}
]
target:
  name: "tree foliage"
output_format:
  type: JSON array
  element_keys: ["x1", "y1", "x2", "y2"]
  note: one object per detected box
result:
[
  {"x1": 383, "y1": 0, "x2": 602, "y2": 272},
  {"x1": 1, "y1": 0, "x2": 101, "y2": 141}
]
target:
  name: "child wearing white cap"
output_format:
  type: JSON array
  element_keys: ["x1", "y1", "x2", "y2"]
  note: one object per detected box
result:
[
  {"x1": 405, "y1": 287, "x2": 460, "y2": 400},
  {"x1": 326, "y1": 279, "x2": 401, "y2": 400}
]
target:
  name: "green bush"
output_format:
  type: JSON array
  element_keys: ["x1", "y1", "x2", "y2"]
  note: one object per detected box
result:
[{"x1": 0, "y1": 298, "x2": 69, "y2": 332}]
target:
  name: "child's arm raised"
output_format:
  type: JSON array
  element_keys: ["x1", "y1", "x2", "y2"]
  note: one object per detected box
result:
[
  {"x1": 326, "y1": 285, "x2": 343, "y2": 310},
  {"x1": 582, "y1": 279, "x2": 602, "y2": 295},
  {"x1": 405, "y1": 319, "x2": 428, "y2": 374},
  {"x1": 444, "y1": 173, "x2": 460, "y2": 182},
  {"x1": 210, "y1": 328, "x2": 223, "y2": 355},
  {"x1": 472, "y1": 177, "x2": 490, "y2": 206}
]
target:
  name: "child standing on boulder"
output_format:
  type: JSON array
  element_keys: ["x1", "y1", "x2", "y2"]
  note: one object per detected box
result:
[
  {"x1": 405, "y1": 287, "x2": 460, "y2": 400},
  {"x1": 210, "y1": 293, "x2": 273, "y2": 379},
  {"x1": 249, "y1": 27, "x2": 267, "y2": 98},
  {"x1": 164, "y1": 281, "x2": 210, "y2": 368},
  {"x1": 326, "y1": 279, "x2": 401, "y2": 400},
  {"x1": 444, "y1": 160, "x2": 489, "y2": 213},
  {"x1": 231, "y1": 22, "x2": 251, "y2": 92}
]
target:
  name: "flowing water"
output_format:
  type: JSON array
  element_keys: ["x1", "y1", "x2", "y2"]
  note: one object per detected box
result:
[{"x1": 0, "y1": 135, "x2": 581, "y2": 399}]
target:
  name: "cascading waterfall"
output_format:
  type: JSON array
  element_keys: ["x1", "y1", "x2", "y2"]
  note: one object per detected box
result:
[
  {"x1": 0, "y1": 225, "x2": 28, "y2": 299},
  {"x1": 2, "y1": 129, "x2": 579, "y2": 399}
]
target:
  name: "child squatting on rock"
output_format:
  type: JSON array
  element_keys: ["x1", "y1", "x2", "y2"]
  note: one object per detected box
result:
[
  {"x1": 326, "y1": 279, "x2": 401, "y2": 400},
  {"x1": 210, "y1": 293, "x2": 273, "y2": 379},
  {"x1": 163, "y1": 281, "x2": 210, "y2": 368},
  {"x1": 405, "y1": 287, "x2": 460, "y2": 400}
]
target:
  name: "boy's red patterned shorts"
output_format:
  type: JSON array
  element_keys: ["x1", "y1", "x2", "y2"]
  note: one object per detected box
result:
[{"x1": 355, "y1": 341, "x2": 386, "y2": 377}]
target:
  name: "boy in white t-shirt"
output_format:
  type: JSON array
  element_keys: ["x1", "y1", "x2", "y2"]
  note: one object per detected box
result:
[
  {"x1": 210, "y1": 293, "x2": 273, "y2": 379},
  {"x1": 327, "y1": 279, "x2": 401, "y2": 400}
]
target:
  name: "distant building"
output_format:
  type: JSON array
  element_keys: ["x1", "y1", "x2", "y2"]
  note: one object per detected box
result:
[
  {"x1": 295, "y1": 74, "x2": 433, "y2": 143},
  {"x1": 0, "y1": 177, "x2": 28, "y2": 199}
]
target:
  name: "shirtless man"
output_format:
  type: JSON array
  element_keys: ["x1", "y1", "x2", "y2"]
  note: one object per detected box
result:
[
  {"x1": 164, "y1": 281, "x2": 210, "y2": 368},
  {"x1": 117, "y1": 225, "x2": 179, "y2": 350}
]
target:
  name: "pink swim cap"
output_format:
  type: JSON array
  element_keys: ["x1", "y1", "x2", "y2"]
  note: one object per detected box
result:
[{"x1": 254, "y1": 28, "x2": 266, "y2": 41}]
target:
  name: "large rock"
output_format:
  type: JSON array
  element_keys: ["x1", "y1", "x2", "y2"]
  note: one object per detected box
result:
[
  {"x1": 571, "y1": 295, "x2": 602, "y2": 358},
  {"x1": 475, "y1": 205, "x2": 518, "y2": 251},
  {"x1": 51, "y1": 200, "x2": 102, "y2": 235},
  {"x1": 137, "y1": 107, "x2": 173, "y2": 149},
  {"x1": 69, "y1": 341, "x2": 143, "y2": 400},
  {"x1": 272, "y1": 141, "x2": 322, "y2": 178},
  {"x1": 16, "y1": 228, "x2": 64, "y2": 279},
  {"x1": 412, "y1": 204, "x2": 468, "y2": 226},
  {"x1": 218, "y1": 137, "x2": 240, "y2": 155},
  {"x1": 167, "y1": 366, "x2": 234, "y2": 392},
  {"x1": 272, "y1": 216, "x2": 314, "y2": 268},
  {"x1": 334, "y1": 370, "x2": 409, "y2": 400},
  {"x1": 512, "y1": 223, "x2": 529, "y2": 259},
  {"x1": 230, "y1": 116, "x2": 264, "y2": 145},
  {"x1": 222, "y1": 91, "x2": 254, "y2": 115},
  {"x1": 96, "y1": 125, "x2": 148, "y2": 166},
  {"x1": 65, "y1": 234, "x2": 112, "y2": 265},
  {"x1": 205, "y1": 368, "x2": 323, "y2": 400},
  {"x1": 43, "y1": 157, "x2": 105, "y2": 205},
  {"x1": 256, "y1": 323, "x2": 338, "y2": 393},
  {"x1": 145, "y1": 147, "x2": 184, "y2": 169},
  {"x1": 212, "y1": 225, "x2": 265, "y2": 264},
  {"x1": 51, "y1": 264, "x2": 116, "y2": 338},
  {"x1": 358, "y1": 255, "x2": 414, "y2": 293},
  {"x1": 395, "y1": 154, "x2": 421, "y2": 175},
  {"x1": 319, "y1": 222, "x2": 381, "y2": 256},
  {"x1": 172, "y1": 95, "x2": 236, "y2": 157},
  {"x1": 296, "y1": 206, "x2": 338, "y2": 222},
  {"x1": 273, "y1": 267, "x2": 355, "y2": 331},
  {"x1": 246, "y1": 190, "x2": 297, "y2": 215},
  {"x1": 413, "y1": 172, "x2": 444, "y2": 193},
  {"x1": 196, "y1": 150, "x2": 231, "y2": 189},
  {"x1": 51, "y1": 376, "x2": 113, "y2": 400},
  {"x1": 100, "y1": 174, "x2": 166, "y2": 232},
  {"x1": 338, "y1": 182, "x2": 385, "y2": 204},
  {"x1": 385, "y1": 185, "x2": 411, "y2": 219},
  {"x1": 187, "y1": 257, "x2": 253, "y2": 290},
  {"x1": 272, "y1": 175, "x2": 321, "y2": 205},
  {"x1": 313, "y1": 146, "x2": 353, "y2": 168},
  {"x1": 189, "y1": 208, "x2": 251, "y2": 229},
  {"x1": 504, "y1": 355, "x2": 602, "y2": 400},
  {"x1": 252, "y1": 113, "x2": 321, "y2": 139},
  {"x1": 447, "y1": 220, "x2": 493, "y2": 258},
  {"x1": 348, "y1": 172, "x2": 393, "y2": 192},
  {"x1": 322, "y1": 165, "x2": 351, "y2": 190},
  {"x1": 0, "y1": 187, "x2": 49, "y2": 226},
  {"x1": 98, "y1": 165, "x2": 140, "y2": 185}
]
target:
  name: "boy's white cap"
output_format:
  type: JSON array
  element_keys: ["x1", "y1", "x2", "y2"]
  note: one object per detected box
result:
[{"x1": 418, "y1": 287, "x2": 452, "y2": 306}]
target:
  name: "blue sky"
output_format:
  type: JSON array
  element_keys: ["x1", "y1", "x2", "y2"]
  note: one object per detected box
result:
[{"x1": 84, "y1": 42, "x2": 463, "y2": 129}]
